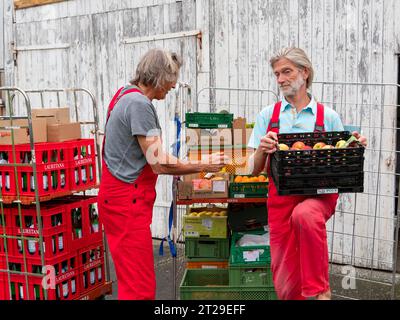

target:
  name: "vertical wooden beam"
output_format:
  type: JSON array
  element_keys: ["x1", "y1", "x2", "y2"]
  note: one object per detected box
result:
[{"x1": 4, "y1": 0, "x2": 15, "y2": 86}]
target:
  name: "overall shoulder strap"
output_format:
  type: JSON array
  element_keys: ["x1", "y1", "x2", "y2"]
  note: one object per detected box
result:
[
  {"x1": 106, "y1": 86, "x2": 143, "y2": 123},
  {"x1": 314, "y1": 103, "x2": 325, "y2": 132},
  {"x1": 102, "y1": 86, "x2": 144, "y2": 156},
  {"x1": 267, "y1": 101, "x2": 282, "y2": 134}
]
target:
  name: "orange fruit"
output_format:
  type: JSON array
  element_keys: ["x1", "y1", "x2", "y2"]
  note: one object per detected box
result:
[
  {"x1": 242, "y1": 176, "x2": 250, "y2": 183},
  {"x1": 258, "y1": 175, "x2": 266, "y2": 182},
  {"x1": 234, "y1": 176, "x2": 243, "y2": 183},
  {"x1": 251, "y1": 177, "x2": 259, "y2": 182}
]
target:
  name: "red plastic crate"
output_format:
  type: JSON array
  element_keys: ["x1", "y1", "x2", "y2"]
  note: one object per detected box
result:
[
  {"x1": 16, "y1": 142, "x2": 71, "y2": 198},
  {"x1": 53, "y1": 195, "x2": 102, "y2": 251},
  {"x1": 8, "y1": 204, "x2": 71, "y2": 260},
  {"x1": 77, "y1": 241, "x2": 105, "y2": 294},
  {"x1": 65, "y1": 139, "x2": 97, "y2": 191},
  {"x1": 0, "y1": 206, "x2": 14, "y2": 256},
  {"x1": 0, "y1": 143, "x2": 71, "y2": 200},
  {"x1": 2, "y1": 253, "x2": 80, "y2": 300}
]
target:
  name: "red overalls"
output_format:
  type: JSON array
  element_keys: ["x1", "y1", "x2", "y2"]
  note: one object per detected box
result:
[
  {"x1": 98, "y1": 86, "x2": 158, "y2": 300},
  {"x1": 266, "y1": 101, "x2": 338, "y2": 300}
]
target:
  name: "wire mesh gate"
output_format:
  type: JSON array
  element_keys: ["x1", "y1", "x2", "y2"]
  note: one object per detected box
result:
[
  {"x1": 172, "y1": 83, "x2": 400, "y2": 300},
  {"x1": 0, "y1": 87, "x2": 111, "y2": 300}
]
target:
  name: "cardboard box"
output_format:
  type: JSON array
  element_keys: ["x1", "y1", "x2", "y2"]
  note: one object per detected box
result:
[
  {"x1": 32, "y1": 107, "x2": 71, "y2": 125},
  {"x1": 199, "y1": 129, "x2": 232, "y2": 147},
  {"x1": 233, "y1": 117, "x2": 253, "y2": 146},
  {"x1": 186, "y1": 128, "x2": 233, "y2": 148},
  {"x1": 179, "y1": 173, "x2": 230, "y2": 200},
  {"x1": 188, "y1": 147, "x2": 254, "y2": 175},
  {"x1": 0, "y1": 118, "x2": 47, "y2": 145},
  {"x1": 178, "y1": 181, "x2": 193, "y2": 200},
  {"x1": 191, "y1": 181, "x2": 228, "y2": 199},
  {"x1": 233, "y1": 117, "x2": 246, "y2": 131},
  {"x1": 192, "y1": 173, "x2": 230, "y2": 199},
  {"x1": 47, "y1": 122, "x2": 81, "y2": 142}
]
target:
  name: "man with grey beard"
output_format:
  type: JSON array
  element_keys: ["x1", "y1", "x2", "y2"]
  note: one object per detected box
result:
[{"x1": 247, "y1": 47, "x2": 367, "y2": 300}]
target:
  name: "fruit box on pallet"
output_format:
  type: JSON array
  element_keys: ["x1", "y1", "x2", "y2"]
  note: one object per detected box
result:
[
  {"x1": 270, "y1": 131, "x2": 365, "y2": 196},
  {"x1": 178, "y1": 173, "x2": 229, "y2": 200},
  {"x1": 183, "y1": 206, "x2": 228, "y2": 239}
]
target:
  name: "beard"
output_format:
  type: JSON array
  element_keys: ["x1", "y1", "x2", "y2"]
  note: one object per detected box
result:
[{"x1": 280, "y1": 74, "x2": 306, "y2": 97}]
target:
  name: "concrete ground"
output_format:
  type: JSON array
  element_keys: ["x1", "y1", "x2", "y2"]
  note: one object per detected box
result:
[{"x1": 105, "y1": 239, "x2": 400, "y2": 300}]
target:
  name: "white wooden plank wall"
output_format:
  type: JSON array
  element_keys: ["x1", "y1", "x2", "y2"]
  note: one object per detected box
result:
[
  {"x1": 5, "y1": 0, "x2": 400, "y2": 269},
  {"x1": 0, "y1": 0, "x2": 4, "y2": 70}
]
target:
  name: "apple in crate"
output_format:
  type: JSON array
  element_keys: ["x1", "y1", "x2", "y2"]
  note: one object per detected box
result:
[
  {"x1": 291, "y1": 141, "x2": 306, "y2": 150},
  {"x1": 335, "y1": 140, "x2": 347, "y2": 148},
  {"x1": 313, "y1": 142, "x2": 326, "y2": 149},
  {"x1": 278, "y1": 143, "x2": 290, "y2": 151}
]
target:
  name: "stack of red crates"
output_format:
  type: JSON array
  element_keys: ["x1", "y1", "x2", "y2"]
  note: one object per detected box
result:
[
  {"x1": 0, "y1": 139, "x2": 97, "y2": 203},
  {"x1": 0, "y1": 139, "x2": 105, "y2": 300}
]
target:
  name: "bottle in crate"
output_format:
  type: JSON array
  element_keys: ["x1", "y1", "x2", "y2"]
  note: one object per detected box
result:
[
  {"x1": 73, "y1": 148, "x2": 80, "y2": 185},
  {"x1": 98, "y1": 265, "x2": 102, "y2": 282},
  {"x1": 60, "y1": 170, "x2": 66, "y2": 188},
  {"x1": 33, "y1": 284, "x2": 41, "y2": 300},
  {"x1": 5, "y1": 172, "x2": 10, "y2": 191},
  {"x1": 71, "y1": 208, "x2": 83, "y2": 239},
  {"x1": 51, "y1": 214, "x2": 64, "y2": 252},
  {"x1": 83, "y1": 271, "x2": 88, "y2": 289},
  {"x1": 0, "y1": 151, "x2": 8, "y2": 164},
  {"x1": 90, "y1": 203, "x2": 99, "y2": 233},
  {"x1": 89, "y1": 165, "x2": 94, "y2": 182},
  {"x1": 81, "y1": 146, "x2": 87, "y2": 183}
]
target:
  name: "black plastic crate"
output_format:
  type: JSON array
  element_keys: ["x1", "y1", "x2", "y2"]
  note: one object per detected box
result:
[
  {"x1": 270, "y1": 131, "x2": 365, "y2": 196},
  {"x1": 228, "y1": 203, "x2": 268, "y2": 232}
]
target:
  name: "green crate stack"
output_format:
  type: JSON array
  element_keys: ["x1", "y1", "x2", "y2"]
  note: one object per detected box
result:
[
  {"x1": 228, "y1": 229, "x2": 276, "y2": 298},
  {"x1": 183, "y1": 206, "x2": 230, "y2": 273}
]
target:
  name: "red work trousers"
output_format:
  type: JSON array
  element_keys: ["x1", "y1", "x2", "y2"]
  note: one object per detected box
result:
[
  {"x1": 98, "y1": 162, "x2": 158, "y2": 300},
  {"x1": 267, "y1": 180, "x2": 338, "y2": 300}
]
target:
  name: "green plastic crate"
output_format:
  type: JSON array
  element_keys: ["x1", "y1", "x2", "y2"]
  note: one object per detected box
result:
[
  {"x1": 179, "y1": 269, "x2": 277, "y2": 300},
  {"x1": 229, "y1": 174, "x2": 269, "y2": 198},
  {"x1": 185, "y1": 112, "x2": 234, "y2": 129},
  {"x1": 185, "y1": 238, "x2": 230, "y2": 261},
  {"x1": 229, "y1": 266, "x2": 273, "y2": 287},
  {"x1": 229, "y1": 230, "x2": 271, "y2": 268}
]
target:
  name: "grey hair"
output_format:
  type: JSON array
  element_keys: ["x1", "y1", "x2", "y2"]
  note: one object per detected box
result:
[
  {"x1": 270, "y1": 47, "x2": 314, "y2": 89},
  {"x1": 131, "y1": 48, "x2": 182, "y2": 89}
]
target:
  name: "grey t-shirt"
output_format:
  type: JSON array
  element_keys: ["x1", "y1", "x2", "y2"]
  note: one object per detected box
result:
[{"x1": 104, "y1": 87, "x2": 161, "y2": 183}]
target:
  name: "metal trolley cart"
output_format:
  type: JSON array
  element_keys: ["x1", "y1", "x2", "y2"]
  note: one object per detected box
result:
[
  {"x1": 172, "y1": 85, "x2": 278, "y2": 300},
  {"x1": 0, "y1": 87, "x2": 112, "y2": 300}
]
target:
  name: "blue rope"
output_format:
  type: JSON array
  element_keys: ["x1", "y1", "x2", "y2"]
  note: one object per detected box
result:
[{"x1": 159, "y1": 114, "x2": 181, "y2": 257}]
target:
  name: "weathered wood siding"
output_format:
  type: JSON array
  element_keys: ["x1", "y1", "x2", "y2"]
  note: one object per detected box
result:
[
  {"x1": 0, "y1": 0, "x2": 4, "y2": 70},
  {"x1": 4, "y1": 0, "x2": 400, "y2": 270}
]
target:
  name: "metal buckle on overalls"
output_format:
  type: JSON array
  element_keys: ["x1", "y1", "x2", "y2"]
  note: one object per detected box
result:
[
  {"x1": 315, "y1": 125, "x2": 324, "y2": 132},
  {"x1": 271, "y1": 121, "x2": 279, "y2": 129}
]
